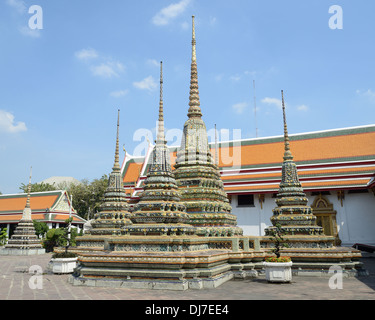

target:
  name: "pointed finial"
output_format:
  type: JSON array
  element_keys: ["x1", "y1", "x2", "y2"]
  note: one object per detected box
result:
[
  {"x1": 281, "y1": 90, "x2": 293, "y2": 160},
  {"x1": 25, "y1": 166, "x2": 32, "y2": 208},
  {"x1": 187, "y1": 15, "x2": 202, "y2": 118},
  {"x1": 192, "y1": 15, "x2": 196, "y2": 62},
  {"x1": 160, "y1": 61, "x2": 163, "y2": 106},
  {"x1": 215, "y1": 124, "x2": 219, "y2": 166},
  {"x1": 113, "y1": 109, "x2": 121, "y2": 171},
  {"x1": 156, "y1": 61, "x2": 166, "y2": 144}
]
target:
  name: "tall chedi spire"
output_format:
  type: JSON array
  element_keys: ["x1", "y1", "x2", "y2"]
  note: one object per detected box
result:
[
  {"x1": 113, "y1": 109, "x2": 121, "y2": 172},
  {"x1": 124, "y1": 62, "x2": 195, "y2": 236},
  {"x1": 89, "y1": 110, "x2": 132, "y2": 236},
  {"x1": 23, "y1": 166, "x2": 33, "y2": 220},
  {"x1": 174, "y1": 16, "x2": 242, "y2": 237},
  {"x1": 2, "y1": 167, "x2": 45, "y2": 255},
  {"x1": 187, "y1": 15, "x2": 202, "y2": 119},
  {"x1": 265, "y1": 91, "x2": 324, "y2": 236}
]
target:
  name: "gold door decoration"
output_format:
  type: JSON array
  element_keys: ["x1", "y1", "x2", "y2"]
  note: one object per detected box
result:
[{"x1": 311, "y1": 195, "x2": 341, "y2": 246}]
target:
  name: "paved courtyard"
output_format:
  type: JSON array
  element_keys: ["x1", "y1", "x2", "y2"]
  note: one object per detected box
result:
[{"x1": 0, "y1": 253, "x2": 374, "y2": 301}]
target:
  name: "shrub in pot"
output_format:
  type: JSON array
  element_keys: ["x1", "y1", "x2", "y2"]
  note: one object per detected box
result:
[
  {"x1": 48, "y1": 218, "x2": 78, "y2": 274},
  {"x1": 264, "y1": 223, "x2": 292, "y2": 283}
]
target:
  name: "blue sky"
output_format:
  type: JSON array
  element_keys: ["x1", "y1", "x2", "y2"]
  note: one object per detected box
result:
[{"x1": 0, "y1": 0, "x2": 374, "y2": 194}]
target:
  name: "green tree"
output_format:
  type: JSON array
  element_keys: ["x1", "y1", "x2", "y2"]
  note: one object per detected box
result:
[
  {"x1": 33, "y1": 220, "x2": 49, "y2": 238},
  {"x1": 19, "y1": 182, "x2": 57, "y2": 193},
  {"x1": 19, "y1": 175, "x2": 109, "y2": 219},
  {"x1": 43, "y1": 228, "x2": 63, "y2": 252},
  {"x1": 65, "y1": 175, "x2": 108, "y2": 219},
  {"x1": 0, "y1": 228, "x2": 8, "y2": 246},
  {"x1": 43, "y1": 218, "x2": 79, "y2": 255}
]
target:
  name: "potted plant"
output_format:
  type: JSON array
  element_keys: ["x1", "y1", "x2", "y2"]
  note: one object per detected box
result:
[
  {"x1": 0, "y1": 228, "x2": 8, "y2": 246},
  {"x1": 48, "y1": 218, "x2": 78, "y2": 274},
  {"x1": 264, "y1": 223, "x2": 292, "y2": 283}
]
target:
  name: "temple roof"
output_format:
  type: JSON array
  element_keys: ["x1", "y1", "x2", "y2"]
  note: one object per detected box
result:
[
  {"x1": 0, "y1": 190, "x2": 86, "y2": 224},
  {"x1": 122, "y1": 124, "x2": 375, "y2": 197}
]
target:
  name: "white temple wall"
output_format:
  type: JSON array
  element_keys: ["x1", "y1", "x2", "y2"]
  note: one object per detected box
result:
[
  {"x1": 232, "y1": 191, "x2": 375, "y2": 245},
  {"x1": 328, "y1": 192, "x2": 375, "y2": 246},
  {"x1": 232, "y1": 194, "x2": 273, "y2": 237}
]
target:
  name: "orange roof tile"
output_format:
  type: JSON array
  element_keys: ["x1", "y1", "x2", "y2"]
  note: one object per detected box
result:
[
  {"x1": 224, "y1": 179, "x2": 370, "y2": 192},
  {"x1": 218, "y1": 132, "x2": 375, "y2": 168},
  {"x1": 221, "y1": 166, "x2": 375, "y2": 182},
  {"x1": 123, "y1": 162, "x2": 144, "y2": 184},
  {"x1": 121, "y1": 126, "x2": 375, "y2": 194},
  {"x1": 0, "y1": 214, "x2": 45, "y2": 222},
  {"x1": 54, "y1": 214, "x2": 82, "y2": 222},
  {"x1": 0, "y1": 195, "x2": 59, "y2": 212}
]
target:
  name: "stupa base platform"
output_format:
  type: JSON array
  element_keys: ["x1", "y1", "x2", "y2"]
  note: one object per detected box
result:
[
  {"x1": 67, "y1": 235, "x2": 366, "y2": 290},
  {"x1": 72, "y1": 234, "x2": 261, "y2": 254},
  {"x1": 0, "y1": 248, "x2": 46, "y2": 256},
  {"x1": 258, "y1": 234, "x2": 366, "y2": 277},
  {"x1": 71, "y1": 235, "x2": 117, "y2": 254},
  {"x1": 69, "y1": 261, "x2": 236, "y2": 291},
  {"x1": 68, "y1": 250, "x2": 260, "y2": 290},
  {"x1": 289, "y1": 261, "x2": 368, "y2": 277},
  {"x1": 68, "y1": 235, "x2": 264, "y2": 290}
]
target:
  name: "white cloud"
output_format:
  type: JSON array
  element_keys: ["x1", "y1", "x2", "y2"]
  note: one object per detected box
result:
[
  {"x1": 146, "y1": 59, "x2": 159, "y2": 67},
  {"x1": 181, "y1": 21, "x2": 189, "y2": 30},
  {"x1": 152, "y1": 0, "x2": 191, "y2": 26},
  {"x1": 214, "y1": 74, "x2": 224, "y2": 82},
  {"x1": 357, "y1": 89, "x2": 375, "y2": 101},
  {"x1": 229, "y1": 70, "x2": 256, "y2": 82},
  {"x1": 230, "y1": 74, "x2": 241, "y2": 82},
  {"x1": 133, "y1": 76, "x2": 157, "y2": 91},
  {"x1": 0, "y1": 110, "x2": 27, "y2": 133},
  {"x1": 75, "y1": 48, "x2": 98, "y2": 61},
  {"x1": 110, "y1": 89, "x2": 129, "y2": 98},
  {"x1": 261, "y1": 97, "x2": 283, "y2": 109},
  {"x1": 232, "y1": 102, "x2": 248, "y2": 114},
  {"x1": 262, "y1": 97, "x2": 308, "y2": 112},
  {"x1": 209, "y1": 16, "x2": 217, "y2": 26},
  {"x1": 244, "y1": 70, "x2": 257, "y2": 77},
  {"x1": 7, "y1": 1, "x2": 42, "y2": 38},
  {"x1": 6, "y1": 0, "x2": 27, "y2": 14},
  {"x1": 297, "y1": 104, "x2": 309, "y2": 112},
  {"x1": 365, "y1": 89, "x2": 375, "y2": 98},
  {"x1": 90, "y1": 64, "x2": 116, "y2": 78},
  {"x1": 75, "y1": 48, "x2": 125, "y2": 78},
  {"x1": 19, "y1": 26, "x2": 41, "y2": 38},
  {"x1": 90, "y1": 62, "x2": 124, "y2": 78}
]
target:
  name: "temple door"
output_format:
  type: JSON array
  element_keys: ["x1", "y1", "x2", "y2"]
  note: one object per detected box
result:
[{"x1": 311, "y1": 194, "x2": 341, "y2": 246}]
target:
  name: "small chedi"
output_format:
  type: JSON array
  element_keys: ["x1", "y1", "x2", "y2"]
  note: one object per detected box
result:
[
  {"x1": 262, "y1": 91, "x2": 363, "y2": 275},
  {"x1": 0, "y1": 168, "x2": 45, "y2": 256},
  {"x1": 123, "y1": 62, "x2": 195, "y2": 237},
  {"x1": 90, "y1": 110, "x2": 132, "y2": 235},
  {"x1": 265, "y1": 91, "x2": 326, "y2": 239},
  {"x1": 73, "y1": 110, "x2": 133, "y2": 252},
  {"x1": 174, "y1": 16, "x2": 242, "y2": 237}
]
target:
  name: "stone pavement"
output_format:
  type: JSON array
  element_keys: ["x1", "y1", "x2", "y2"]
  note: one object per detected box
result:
[{"x1": 0, "y1": 253, "x2": 374, "y2": 301}]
